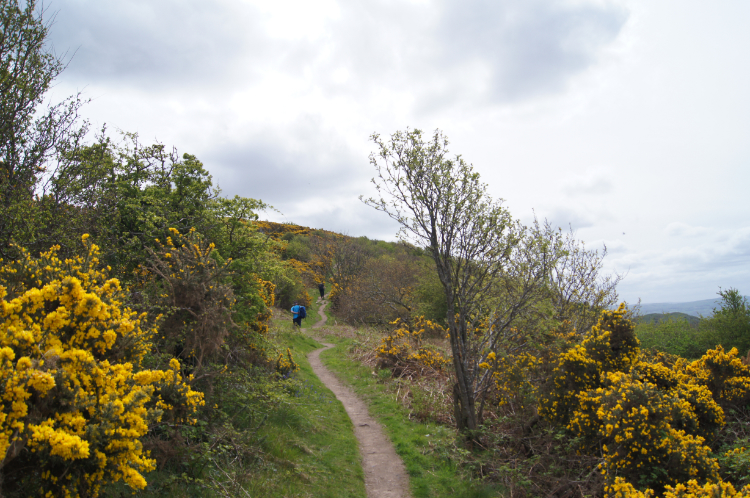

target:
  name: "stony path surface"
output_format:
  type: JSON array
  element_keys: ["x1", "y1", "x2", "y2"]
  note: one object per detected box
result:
[{"x1": 307, "y1": 298, "x2": 411, "y2": 498}]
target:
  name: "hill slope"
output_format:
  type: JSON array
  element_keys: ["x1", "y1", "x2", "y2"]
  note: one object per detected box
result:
[
  {"x1": 638, "y1": 312, "x2": 700, "y2": 326},
  {"x1": 638, "y1": 299, "x2": 721, "y2": 317}
]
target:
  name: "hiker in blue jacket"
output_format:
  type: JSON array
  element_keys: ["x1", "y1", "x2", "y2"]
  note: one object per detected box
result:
[{"x1": 291, "y1": 302, "x2": 302, "y2": 328}]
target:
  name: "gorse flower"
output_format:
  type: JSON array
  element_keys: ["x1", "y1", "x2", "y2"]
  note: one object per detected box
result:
[
  {"x1": 533, "y1": 304, "x2": 750, "y2": 496},
  {"x1": 376, "y1": 316, "x2": 449, "y2": 373},
  {"x1": 0, "y1": 236, "x2": 203, "y2": 497}
]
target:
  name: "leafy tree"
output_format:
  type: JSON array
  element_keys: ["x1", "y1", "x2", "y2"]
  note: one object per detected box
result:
[
  {"x1": 334, "y1": 254, "x2": 421, "y2": 324},
  {"x1": 364, "y1": 128, "x2": 621, "y2": 436},
  {"x1": 0, "y1": 0, "x2": 86, "y2": 258},
  {"x1": 412, "y1": 257, "x2": 448, "y2": 324},
  {"x1": 364, "y1": 128, "x2": 543, "y2": 434},
  {"x1": 326, "y1": 235, "x2": 370, "y2": 309},
  {"x1": 701, "y1": 288, "x2": 750, "y2": 357},
  {"x1": 37, "y1": 132, "x2": 227, "y2": 272}
]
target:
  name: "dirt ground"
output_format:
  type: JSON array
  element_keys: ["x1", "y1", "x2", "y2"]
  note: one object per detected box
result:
[{"x1": 307, "y1": 298, "x2": 411, "y2": 498}]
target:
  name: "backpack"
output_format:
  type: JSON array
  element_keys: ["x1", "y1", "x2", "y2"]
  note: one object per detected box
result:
[{"x1": 299, "y1": 306, "x2": 307, "y2": 319}]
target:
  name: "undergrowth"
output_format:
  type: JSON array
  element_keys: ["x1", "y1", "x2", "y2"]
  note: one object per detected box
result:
[
  {"x1": 107, "y1": 313, "x2": 364, "y2": 497},
  {"x1": 318, "y1": 330, "x2": 505, "y2": 498}
]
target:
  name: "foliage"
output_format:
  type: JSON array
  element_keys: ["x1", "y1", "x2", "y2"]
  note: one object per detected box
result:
[
  {"x1": 606, "y1": 477, "x2": 750, "y2": 498},
  {"x1": 0, "y1": 0, "x2": 86, "y2": 259},
  {"x1": 539, "y1": 305, "x2": 640, "y2": 425},
  {"x1": 275, "y1": 347, "x2": 299, "y2": 377},
  {"x1": 46, "y1": 134, "x2": 221, "y2": 270},
  {"x1": 250, "y1": 221, "x2": 326, "y2": 308},
  {"x1": 376, "y1": 317, "x2": 450, "y2": 374},
  {"x1": 0, "y1": 237, "x2": 203, "y2": 496},
  {"x1": 364, "y1": 128, "x2": 621, "y2": 436},
  {"x1": 701, "y1": 289, "x2": 750, "y2": 358},
  {"x1": 636, "y1": 289, "x2": 750, "y2": 361},
  {"x1": 332, "y1": 250, "x2": 429, "y2": 325},
  {"x1": 530, "y1": 305, "x2": 750, "y2": 496},
  {"x1": 718, "y1": 445, "x2": 750, "y2": 489},
  {"x1": 681, "y1": 345, "x2": 750, "y2": 409},
  {"x1": 636, "y1": 316, "x2": 704, "y2": 359},
  {"x1": 143, "y1": 227, "x2": 236, "y2": 373},
  {"x1": 326, "y1": 236, "x2": 370, "y2": 310}
]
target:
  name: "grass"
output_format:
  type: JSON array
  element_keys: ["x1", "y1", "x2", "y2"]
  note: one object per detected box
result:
[
  {"x1": 318, "y1": 333, "x2": 505, "y2": 498},
  {"x1": 126, "y1": 317, "x2": 365, "y2": 498},
  {"x1": 300, "y1": 286, "x2": 331, "y2": 330},
  {"x1": 133, "y1": 294, "x2": 498, "y2": 497},
  {"x1": 243, "y1": 320, "x2": 366, "y2": 497}
]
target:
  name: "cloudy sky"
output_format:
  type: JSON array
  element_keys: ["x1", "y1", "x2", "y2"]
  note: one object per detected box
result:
[{"x1": 45, "y1": 0, "x2": 750, "y2": 304}]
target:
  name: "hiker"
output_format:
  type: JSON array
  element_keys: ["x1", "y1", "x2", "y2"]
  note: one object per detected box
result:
[
  {"x1": 318, "y1": 282, "x2": 325, "y2": 300},
  {"x1": 291, "y1": 302, "x2": 302, "y2": 328}
]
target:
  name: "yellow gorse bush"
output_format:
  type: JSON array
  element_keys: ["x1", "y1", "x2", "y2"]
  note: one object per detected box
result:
[
  {"x1": 377, "y1": 316, "x2": 449, "y2": 372},
  {"x1": 601, "y1": 477, "x2": 750, "y2": 498},
  {"x1": 535, "y1": 304, "x2": 750, "y2": 496},
  {"x1": 663, "y1": 479, "x2": 750, "y2": 497},
  {"x1": 540, "y1": 305, "x2": 640, "y2": 426},
  {"x1": 681, "y1": 346, "x2": 750, "y2": 407},
  {"x1": 479, "y1": 320, "x2": 578, "y2": 414},
  {"x1": 0, "y1": 237, "x2": 203, "y2": 497},
  {"x1": 579, "y1": 372, "x2": 721, "y2": 493},
  {"x1": 147, "y1": 228, "x2": 237, "y2": 370},
  {"x1": 275, "y1": 348, "x2": 299, "y2": 377},
  {"x1": 482, "y1": 351, "x2": 541, "y2": 410}
]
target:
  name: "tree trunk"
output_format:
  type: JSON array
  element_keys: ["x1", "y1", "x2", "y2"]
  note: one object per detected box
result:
[
  {"x1": 449, "y1": 322, "x2": 478, "y2": 436},
  {"x1": 439, "y1": 260, "x2": 478, "y2": 438},
  {"x1": 452, "y1": 382, "x2": 476, "y2": 432}
]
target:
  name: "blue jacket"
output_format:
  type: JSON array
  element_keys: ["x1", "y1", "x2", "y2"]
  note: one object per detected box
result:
[{"x1": 291, "y1": 305, "x2": 300, "y2": 318}]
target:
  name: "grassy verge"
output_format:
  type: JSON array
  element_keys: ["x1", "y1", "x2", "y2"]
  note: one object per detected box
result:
[
  {"x1": 244, "y1": 321, "x2": 365, "y2": 497},
  {"x1": 319, "y1": 334, "x2": 504, "y2": 498},
  {"x1": 109, "y1": 318, "x2": 364, "y2": 497}
]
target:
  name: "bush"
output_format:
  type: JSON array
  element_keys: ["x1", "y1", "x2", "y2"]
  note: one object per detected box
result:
[
  {"x1": 145, "y1": 228, "x2": 235, "y2": 372},
  {"x1": 539, "y1": 305, "x2": 639, "y2": 426},
  {"x1": 539, "y1": 305, "x2": 737, "y2": 495},
  {"x1": 636, "y1": 317, "x2": 704, "y2": 359},
  {"x1": 0, "y1": 237, "x2": 203, "y2": 497},
  {"x1": 376, "y1": 316, "x2": 449, "y2": 374}
]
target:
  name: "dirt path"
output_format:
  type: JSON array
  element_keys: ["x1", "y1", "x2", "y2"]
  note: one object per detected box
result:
[
  {"x1": 307, "y1": 297, "x2": 411, "y2": 498},
  {"x1": 312, "y1": 297, "x2": 328, "y2": 329}
]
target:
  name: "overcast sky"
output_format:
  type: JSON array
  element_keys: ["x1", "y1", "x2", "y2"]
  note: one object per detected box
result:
[{"x1": 45, "y1": 0, "x2": 750, "y2": 304}]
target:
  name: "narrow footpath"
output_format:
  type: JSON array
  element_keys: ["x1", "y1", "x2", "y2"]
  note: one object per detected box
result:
[{"x1": 306, "y1": 298, "x2": 411, "y2": 498}]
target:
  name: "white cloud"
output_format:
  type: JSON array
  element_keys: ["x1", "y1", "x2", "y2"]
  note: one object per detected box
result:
[
  {"x1": 434, "y1": 0, "x2": 628, "y2": 103},
  {"x1": 608, "y1": 226, "x2": 750, "y2": 302},
  {"x1": 42, "y1": 0, "x2": 750, "y2": 305},
  {"x1": 562, "y1": 169, "x2": 615, "y2": 195},
  {"x1": 665, "y1": 222, "x2": 712, "y2": 238},
  {"x1": 543, "y1": 206, "x2": 596, "y2": 230}
]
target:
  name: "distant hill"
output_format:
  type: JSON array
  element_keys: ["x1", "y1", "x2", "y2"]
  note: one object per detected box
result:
[
  {"x1": 638, "y1": 312, "x2": 700, "y2": 327},
  {"x1": 637, "y1": 299, "x2": 721, "y2": 318}
]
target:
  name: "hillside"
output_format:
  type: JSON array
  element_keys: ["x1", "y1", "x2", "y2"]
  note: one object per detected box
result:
[
  {"x1": 638, "y1": 298, "x2": 721, "y2": 317},
  {"x1": 638, "y1": 312, "x2": 700, "y2": 326}
]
